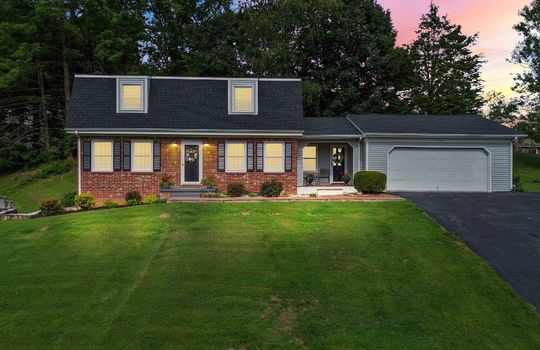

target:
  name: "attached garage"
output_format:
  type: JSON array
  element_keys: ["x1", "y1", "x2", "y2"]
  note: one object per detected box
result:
[{"x1": 387, "y1": 147, "x2": 490, "y2": 192}]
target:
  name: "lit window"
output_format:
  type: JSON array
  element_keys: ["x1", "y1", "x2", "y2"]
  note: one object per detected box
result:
[
  {"x1": 132, "y1": 141, "x2": 153, "y2": 172},
  {"x1": 92, "y1": 141, "x2": 113, "y2": 172},
  {"x1": 229, "y1": 80, "x2": 257, "y2": 114},
  {"x1": 122, "y1": 84, "x2": 142, "y2": 110},
  {"x1": 264, "y1": 142, "x2": 284, "y2": 172},
  {"x1": 303, "y1": 146, "x2": 317, "y2": 172},
  {"x1": 226, "y1": 142, "x2": 246, "y2": 172}
]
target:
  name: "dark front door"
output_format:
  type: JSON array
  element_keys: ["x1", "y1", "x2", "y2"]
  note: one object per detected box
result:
[
  {"x1": 332, "y1": 146, "x2": 345, "y2": 182},
  {"x1": 184, "y1": 144, "x2": 200, "y2": 182}
]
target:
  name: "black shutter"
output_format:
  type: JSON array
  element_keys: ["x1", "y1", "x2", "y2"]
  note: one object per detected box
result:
[
  {"x1": 218, "y1": 142, "x2": 225, "y2": 171},
  {"x1": 123, "y1": 141, "x2": 131, "y2": 171},
  {"x1": 113, "y1": 141, "x2": 121, "y2": 171},
  {"x1": 153, "y1": 141, "x2": 161, "y2": 172},
  {"x1": 256, "y1": 142, "x2": 264, "y2": 172},
  {"x1": 285, "y1": 143, "x2": 292, "y2": 172},
  {"x1": 247, "y1": 142, "x2": 254, "y2": 172},
  {"x1": 82, "y1": 141, "x2": 91, "y2": 171}
]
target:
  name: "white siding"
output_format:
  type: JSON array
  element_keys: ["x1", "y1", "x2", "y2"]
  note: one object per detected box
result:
[{"x1": 366, "y1": 138, "x2": 513, "y2": 192}]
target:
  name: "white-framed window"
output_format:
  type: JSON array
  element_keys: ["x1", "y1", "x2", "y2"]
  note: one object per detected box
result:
[
  {"x1": 132, "y1": 141, "x2": 153, "y2": 172},
  {"x1": 226, "y1": 141, "x2": 246, "y2": 172},
  {"x1": 92, "y1": 141, "x2": 113, "y2": 172},
  {"x1": 117, "y1": 78, "x2": 148, "y2": 113},
  {"x1": 303, "y1": 146, "x2": 317, "y2": 172},
  {"x1": 228, "y1": 80, "x2": 258, "y2": 114},
  {"x1": 264, "y1": 142, "x2": 284, "y2": 173}
]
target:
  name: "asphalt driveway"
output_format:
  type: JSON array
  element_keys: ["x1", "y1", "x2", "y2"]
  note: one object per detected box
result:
[{"x1": 400, "y1": 192, "x2": 540, "y2": 310}]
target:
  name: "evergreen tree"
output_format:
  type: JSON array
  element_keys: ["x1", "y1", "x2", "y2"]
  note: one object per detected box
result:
[{"x1": 406, "y1": 3, "x2": 484, "y2": 114}]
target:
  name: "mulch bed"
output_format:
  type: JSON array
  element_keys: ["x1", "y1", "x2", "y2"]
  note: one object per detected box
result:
[{"x1": 168, "y1": 193, "x2": 402, "y2": 202}]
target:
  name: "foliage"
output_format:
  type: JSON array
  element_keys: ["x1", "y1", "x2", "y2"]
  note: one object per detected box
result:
[
  {"x1": 246, "y1": 192, "x2": 257, "y2": 197},
  {"x1": 142, "y1": 195, "x2": 159, "y2": 204},
  {"x1": 125, "y1": 191, "x2": 142, "y2": 204},
  {"x1": 200, "y1": 192, "x2": 227, "y2": 198},
  {"x1": 103, "y1": 200, "x2": 119, "y2": 209},
  {"x1": 514, "y1": 153, "x2": 540, "y2": 192},
  {"x1": 126, "y1": 199, "x2": 139, "y2": 206},
  {"x1": 354, "y1": 171, "x2": 387, "y2": 194},
  {"x1": 260, "y1": 180, "x2": 284, "y2": 197},
  {"x1": 74, "y1": 193, "x2": 95, "y2": 210},
  {"x1": 227, "y1": 183, "x2": 245, "y2": 197},
  {"x1": 405, "y1": 3, "x2": 484, "y2": 114},
  {"x1": 514, "y1": 96, "x2": 540, "y2": 143},
  {"x1": 513, "y1": 175, "x2": 524, "y2": 192},
  {"x1": 60, "y1": 190, "x2": 77, "y2": 208},
  {"x1": 159, "y1": 176, "x2": 176, "y2": 189},
  {"x1": 483, "y1": 91, "x2": 519, "y2": 124},
  {"x1": 39, "y1": 199, "x2": 63, "y2": 216},
  {"x1": 304, "y1": 173, "x2": 315, "y2": 185},
  {"x1": 40, "y1": 160, "x2": 72, "y2": 176},
  {"x1": 201, "y1": 178, "x2": 217, "y2": 188},
  {"x1": 341, "y1": 172, "x2": 351, "y2": 184}
]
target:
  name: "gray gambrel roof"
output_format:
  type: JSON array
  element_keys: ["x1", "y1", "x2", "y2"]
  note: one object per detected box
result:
[{"x1": 66, "y1": 75, "x2": 303, "y2": 134}]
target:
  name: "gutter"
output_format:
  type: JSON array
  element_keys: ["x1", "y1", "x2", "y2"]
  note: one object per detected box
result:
[
  {"x1": 65, "y1": 128, "x2": 303, "y2": 137},
  {"x1": 75, "y1": 130, "x2": 81, "y2": 195}
]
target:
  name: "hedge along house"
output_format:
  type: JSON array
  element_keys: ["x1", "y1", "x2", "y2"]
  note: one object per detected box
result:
[{"x1": 66, "y1": 75, "x2": 524, "y2": 201}]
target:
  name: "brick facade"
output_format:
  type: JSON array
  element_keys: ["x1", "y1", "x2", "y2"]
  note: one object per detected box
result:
[{"x1": 80, "y1": 137, "x2": 298, "y2": 203}]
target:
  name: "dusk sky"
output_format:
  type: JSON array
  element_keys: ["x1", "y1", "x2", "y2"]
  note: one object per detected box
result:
[{"x1": 378, "y1": 0, "x2": 530, "y2": 97}]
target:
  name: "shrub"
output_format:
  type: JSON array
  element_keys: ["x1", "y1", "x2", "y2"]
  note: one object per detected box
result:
[
  {"x1": 103, "y1": 200, "x2": 119, "y2": 208},
  {"x1": 201, "y1": 177, "x2": 217, "y2": 188},
  {"x1": 40, "y1": 199, "x2": 63, "y2": 216},
  {"x1": 354, "y1": 171, "x2": 387, "y2": 194},
  {"x1": 142, "y1": 194, "x2": 159, "y2": 204},
  {"x1": 159, "y1": 176, "x2": 175, "y2": 189},
  {"x1": 201, "y1": 192, "x2": 226, "y2": 198},
  {"x1": 260, "y1": 180, "x2": 284, "y2": 197},
  {"x1": 60, "y1": 191, "x2": 77, "y2": 207},
  {"x1": 40, "y1": 160, "x2": 72, "y2": 176},
  {"x1": 227, "y1": 183, "x2": 245, "y2": 197},
  {"x1": 309, "y1": 193, "x2": 317, "y2": 198},
  {"x1": 304, "y1": 173, "x2": 315, "y2": 185},
  {"x1": 513, "y1": 175, "x2": 524, "y2": 192},
  {"x1": 74, "y1": 193, "x2": 95, "y2": 210},
  {"x1": 247, "y1": 192, "x2": 257, "y2": 197},
  {"x1": 125, "y1": 191, "x2": 142, "y2": 204},
  {"x1": 126, "y1": 199, "x2": 139, "y2": 206}
]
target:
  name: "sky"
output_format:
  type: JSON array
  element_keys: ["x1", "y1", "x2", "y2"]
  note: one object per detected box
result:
[{"x1": 378, "y1": 0, "x2": 530, "y2": 97}]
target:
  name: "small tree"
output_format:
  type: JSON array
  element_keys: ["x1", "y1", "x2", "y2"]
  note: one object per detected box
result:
[{"x1": 483, "y1": 91, "x2": 519, "y2": 125}]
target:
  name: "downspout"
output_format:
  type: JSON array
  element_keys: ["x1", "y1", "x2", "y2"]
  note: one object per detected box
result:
[
  {"x1": 76, "y1": 131, "x2": 81, "y2": 194},
  {"x1": 345, "y1": 116, "x2": 366, "y2": 171}
]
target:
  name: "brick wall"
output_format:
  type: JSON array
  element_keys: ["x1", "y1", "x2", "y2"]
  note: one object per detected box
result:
[{"x1": 80, "y1": 137, "x2": 298, "y2": 202}]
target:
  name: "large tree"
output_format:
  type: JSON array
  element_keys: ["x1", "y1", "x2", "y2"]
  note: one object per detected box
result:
[
  {"x1": 236, "y1": 0, "x2": 403, "y2": 117},
  {"x1": 483, "y1": 91, "x2": 518, "y2": 125},
  {"x1": 406, "y1": 3, "x2": 484, "y2": 114}
]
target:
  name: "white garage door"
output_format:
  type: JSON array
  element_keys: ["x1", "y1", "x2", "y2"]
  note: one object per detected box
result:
[{"x1": 387, "y1": 147, "x2": 490, "y2": 192}]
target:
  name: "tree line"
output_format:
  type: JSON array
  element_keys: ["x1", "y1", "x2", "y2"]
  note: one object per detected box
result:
[{"x1": 0, "y1": 0, "x2": 539, "y2": 172}]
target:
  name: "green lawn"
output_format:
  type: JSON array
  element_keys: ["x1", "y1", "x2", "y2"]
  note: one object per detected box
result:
[
  {"x1": 0, "y1": 202, "x2": 538, "y2": 349},
  {"x1": 0, "y1": 167, "x2": 76, "y2": 212},
  {"x1": 514, "y1": 153, "x2": 540, "y2": 192}
]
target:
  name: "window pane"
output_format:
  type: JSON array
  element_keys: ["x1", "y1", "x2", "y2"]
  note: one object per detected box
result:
[
  {"x1": 233, "y1": 87, "x2": 254, "y2": 112},
  {"x1": 226, "y1": 142, "x2": 246, "y2": 172},
  {"x1": 264, "y1": 143, "x2": 283, "y2": 172},
  {"x1": 122, "y1": 84, "x2": 142, "y2": 109},
  {"x1": 93, "y1": 141, "x2": 112, "y2": 172},
  {"x1": 133, "y1": 142, "x2": 152, "y2": 171},
  {"x1": 303, "y1": 146, "x2": 316, "y2": 159},
  {"x1": 303, "y1": 146, "x2": 317, "y2": 172},
  {"x1": 303, "y1": 159, "x2": 317, "y2": 172}
]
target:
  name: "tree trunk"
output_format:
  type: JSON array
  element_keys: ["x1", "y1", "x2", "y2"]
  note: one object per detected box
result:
[
  {"x1": 38, "y1": 64, "x2": 50, "y2": 149},
  {"x1": 62, "y1": 33, "x2": 71, "y2": 113}
]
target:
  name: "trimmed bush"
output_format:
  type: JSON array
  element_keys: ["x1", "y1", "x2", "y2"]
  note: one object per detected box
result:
[
  {"x1": 40, "y1": 160, "x2": 72, "y2": 176},
  {"x1": 260, "y1": 180, "x2": 284, "y2": 197},
  {"x1": 227, "y1": 183, "x2": 245, "y2": 197},
  {"x1": 159, "y1": 176, "x2": 175, "y2": 189},
  {"x1": 125, "y1": 191, "x2": 142, "y2": 204},
  {"x1": 74, "y1": 193, "x2": 95, "y2": 210},
  {"x1": 40, "y1": 199, "x2": 63, "y2": 216},
  {"x1": 126, "y1": 199, "x2": 139, "y2": 206},
  {"x1": 142, "y1": 194, "x2": 159, "y2": 204},
  {"x1": 60, "y1": 191, "x2": 77, "y2": 207},
  {"x1": 103, "y1": 200, "x2": 119, "y2": 208},
  {"x1": 353, "y1": 171, "x2": 387, "y2": 194}
]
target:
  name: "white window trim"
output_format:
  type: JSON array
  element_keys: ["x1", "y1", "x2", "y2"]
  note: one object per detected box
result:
[
  {"x1": 225, "y1": 141, "x2": 247, "y2": 173},
  {"x1": 181, "y1": 140, "x2": 203, "y2": 185},
  {"x1": 263, "y1": 141, "x2": 285, "y2": 173},
  {"x1": 303, "y1": 145, "x2": 318, "y2": 173},
  {"x1": 91, "y1": 140, "x2": 113, "y2": 173},
  {"x1": 131, "y1": 140, "x2": 154, "y2": 173},
  {"x1": 117, "y1": 77, "x2": 148, "y2": 113},
  {"x1": 228, "y1": 79, "x2": 258, "y2": 115}
]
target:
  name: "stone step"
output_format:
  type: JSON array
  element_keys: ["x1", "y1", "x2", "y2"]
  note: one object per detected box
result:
[{"x1": 161, "y1": 187, "x2": 217, "y2": 193}]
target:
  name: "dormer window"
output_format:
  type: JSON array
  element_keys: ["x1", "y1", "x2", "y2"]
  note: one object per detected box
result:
[
  {"x1": 117, "y1": 77, "x2": 148, "y2": 113},
  {"x1": 228, "y1": 80, "x2": 258, "y2": 115}
]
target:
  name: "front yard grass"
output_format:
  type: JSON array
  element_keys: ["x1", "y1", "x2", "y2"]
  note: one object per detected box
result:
[
  {"x1": 514, "y1": 153, "x2": 540, "y2": 192},
  {"x1": 0, "y1": 202, "x2": 539, "y2": 349}
]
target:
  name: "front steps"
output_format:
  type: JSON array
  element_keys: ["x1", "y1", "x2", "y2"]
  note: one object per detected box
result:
[{"x1": 297, "y1": 186, "x2": 358, "y2": 196}]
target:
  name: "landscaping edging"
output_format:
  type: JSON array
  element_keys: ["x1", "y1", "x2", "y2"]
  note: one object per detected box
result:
[{"x1": 168, "y1": 194, "x2": 402, "y2": 202}]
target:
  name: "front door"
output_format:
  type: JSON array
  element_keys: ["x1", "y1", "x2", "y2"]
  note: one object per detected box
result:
[
  {"x1": 332, "y1": 146, "x2": 345, "y2": 182},
  {"x1": 182, "y1": 143, "x2": 201, "y2": 183}
]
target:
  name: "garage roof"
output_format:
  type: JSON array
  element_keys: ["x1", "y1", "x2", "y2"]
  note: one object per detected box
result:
[
  {"x1": 302, "y1": 117, "x2": 361, "y2": 136},
  {"x1": 346, "y1": 114, "x2": 525, "y2": 137}
]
